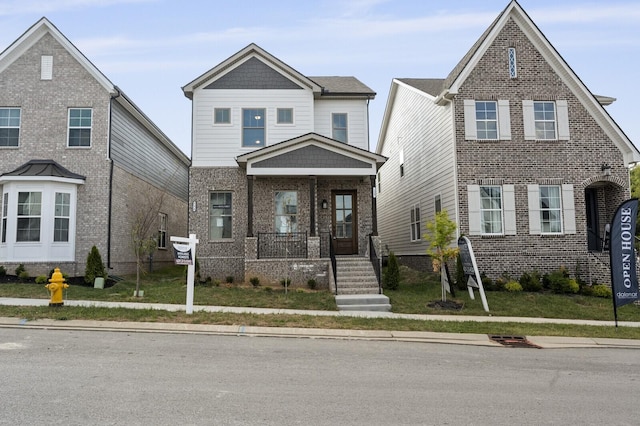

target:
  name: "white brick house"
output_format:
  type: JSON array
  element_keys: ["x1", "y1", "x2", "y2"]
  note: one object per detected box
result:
[
  {"x1": 0, "y1": 18, "x2": 189, "y2": 277},
  {"x1": 376, "y1": 1, "x2": 639, "y2": 283},
  {"x1": 183, "y1": 44, "x2": 385, "y2": 287}
]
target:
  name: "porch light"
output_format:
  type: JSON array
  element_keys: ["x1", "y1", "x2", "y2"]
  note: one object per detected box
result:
[
  {"x1": 321, "y1": 199, "x2": 328, "y2": 209},
  {"x1": 601, "y1": 163, "x2": 612, "y2": 176}
]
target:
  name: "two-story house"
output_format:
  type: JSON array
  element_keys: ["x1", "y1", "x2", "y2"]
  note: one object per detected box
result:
[
  {"x1": 0, "y1": 18, "x2": 190, "y2": 278},
  {"x1": 183, "y1": 44, "x2": 386, "y2": 295},
  {"x1": 376, "y1": 1, "x2": 640, "y2": 284}
]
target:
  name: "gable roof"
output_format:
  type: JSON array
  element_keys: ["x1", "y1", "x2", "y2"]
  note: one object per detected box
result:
[
  {"x1": 0, "y1": 17, "x2": 189, "y2": 166},
  {"x1": 182, "y1": 43, "x2": 375, "y2": 100}
]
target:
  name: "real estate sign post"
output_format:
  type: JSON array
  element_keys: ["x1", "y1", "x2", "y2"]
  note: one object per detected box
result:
[
  {"x1": 609, "y1": 199, "x2": 639, "y2": 327},
  {"x1": 458, "y1": 236, "x2": 489, "y2": 312},
  {"x1": 171, "y1": 233, "x2": 199, "y2": 315}
]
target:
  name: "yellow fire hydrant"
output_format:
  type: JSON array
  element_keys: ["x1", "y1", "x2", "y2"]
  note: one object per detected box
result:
[{"x1": 45, "y1": 268, "x2": 69, "y2": 307}]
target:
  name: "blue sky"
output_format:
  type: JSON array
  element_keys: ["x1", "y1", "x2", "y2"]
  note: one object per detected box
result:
[{"x1": 1, "y1": 0, "x2": 639, "y2": 156}]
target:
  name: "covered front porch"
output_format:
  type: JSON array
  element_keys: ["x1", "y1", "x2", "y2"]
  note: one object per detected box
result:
[{"x1": 236, "y1": 133, "x2": 386, "y2": 290}]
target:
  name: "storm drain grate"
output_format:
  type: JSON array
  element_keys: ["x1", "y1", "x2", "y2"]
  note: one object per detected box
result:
[{"x1": 489, "y1": 335, "x2": 541, "y2": 349}]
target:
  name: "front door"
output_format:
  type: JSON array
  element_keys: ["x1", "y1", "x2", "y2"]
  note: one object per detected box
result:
[
  {"x1": 585, "y1": 188, "x2": 600, "y2": 251},
  {"x1": 332, "y1": 191, "x2": 357, "y2": 255}
]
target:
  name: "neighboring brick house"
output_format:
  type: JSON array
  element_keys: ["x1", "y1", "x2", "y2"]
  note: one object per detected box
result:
[
  {"x1": 0, "y1": 18, "x2": 189, "y2": 277},
  {"x1": 376, "y1": 1, "x2": 640, "y2": 284},
  {"x1": 182, "y1": 44, "x2": 385, "y2": 287}
]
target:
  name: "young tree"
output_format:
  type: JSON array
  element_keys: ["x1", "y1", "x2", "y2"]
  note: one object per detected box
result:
[
  {"x1": 84, "y1": 245, "x2": 106, "y2": 284},
  {"x1": 423, "y1": 210, "x2": 459, "y2": 301}
]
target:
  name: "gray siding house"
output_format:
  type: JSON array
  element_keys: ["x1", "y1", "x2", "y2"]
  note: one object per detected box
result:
[
  {"x1": 376, "y1": 1, "x2": 639, "y2": 284},
  {"x1": 0, "y1": 18, "x2": 189, "y2": 277},
  {"x1": 183, "y1": 44, "x2": 386, "y2": 291}
]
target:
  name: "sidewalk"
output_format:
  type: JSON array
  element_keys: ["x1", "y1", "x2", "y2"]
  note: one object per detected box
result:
[{"x1": 1, "y1": 297, "x2": 640, "y2": 350}]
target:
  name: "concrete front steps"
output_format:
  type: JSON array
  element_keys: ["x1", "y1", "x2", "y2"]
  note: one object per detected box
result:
[{"x1": 334, "y1": 256, "x2": 391, "y2": 312}]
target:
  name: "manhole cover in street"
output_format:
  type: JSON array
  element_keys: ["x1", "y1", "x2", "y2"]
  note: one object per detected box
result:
[{"x1": 489, "y1": 335, "x2": 541, "y2": 349}]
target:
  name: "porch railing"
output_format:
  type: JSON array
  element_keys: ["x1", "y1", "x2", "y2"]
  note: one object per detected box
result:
[
  {"x1": 369, "y1": 234, "x2": 382, "y2": 294},
  {"x1": 257, "y1": 232, "x2": 308, "y2": 259}
]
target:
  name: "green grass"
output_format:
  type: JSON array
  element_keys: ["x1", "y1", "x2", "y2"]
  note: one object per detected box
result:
[{"x1": 1, "y1": 264, "x2": 640, "y2": 339}]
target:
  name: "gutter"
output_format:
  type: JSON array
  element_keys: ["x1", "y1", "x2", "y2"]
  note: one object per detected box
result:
[{"x1": 107, "y1": 88, "x2": 121, "y2": 270}]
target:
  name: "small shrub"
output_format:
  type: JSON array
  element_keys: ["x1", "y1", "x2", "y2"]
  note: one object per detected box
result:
[
  {"x1": 35, "y1": 275, "x2": 48, "y2": 284},
  {"x1": 567, "y1": 278, "x2": 580, "y2": 294},
  {"x1": 15, "y1": 263, "x2": 25, "y2": 276},
  {"x1": 591, "y1": 284, "x2": 612, "y2": 298},
  {"x1": 213, "y1": 279, "x2": 221, "y2": 287},
  {"x1": 546, "y1": 267, "x2": 576, "y2": 294},
  {"x1": 383, "y1": 251, "x2": 400, "y2": 290},
  {"x1": 264, "y1": 286, "x2": 273, "y2": 293},
  {"x1": 480, "y1": 273, "x2": 495, "y2": 291},
  {"x1": 0, "y1": 265, "x2": 6, "y2": 276},
  {"x1": 280, "y1": 278, "x2": 291, "y2": 287},
  {"x1": 18, "y1": 271, "x2": 29, "y2": 282},
  {"x1": 580, "y1": 284, "x2": 595, "y2": 297},
  {"x1": 295, "y1": 288, "x2": 305, "y2": 293},
  {"x1": 250, "y1": 277, "x2": 260, "y2": 287},
  {"x1": 201, "y1": 277, "x2": 212, "y2": 287},
  {"x1": 519, "y1": 271, "x2": 542, "y2": 292},
  {"x1": 494, "y1": 275, "x2": 510, "y2": 292},
  {"x1": 84, "y1": 245, "x2": 106, "y2": 284},
  {"x1": 225, "y1": 276, "x2": 234, "y2": 284},
  {"x1": 307, "y1": 278, "x2": 317, "y2": 290},
  {"x1": 504, "y1": 280, "x2": 523, "y2": 292}
]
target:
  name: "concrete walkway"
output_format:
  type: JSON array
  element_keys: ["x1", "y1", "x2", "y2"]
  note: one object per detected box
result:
[{"x1": 1, "y1": 297, "x2": 640, "y2": 350}]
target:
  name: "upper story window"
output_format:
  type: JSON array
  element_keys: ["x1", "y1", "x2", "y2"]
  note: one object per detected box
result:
[
  {"x1": 68, "y1": 108, "x2": 92, "y2": 147},
  {"x1": 275, "y1": 191, "x2": 298, "y2": 233},
  {"x1": 277, "y1": 108, "x2": 293, "y2": 124},
  {"x1": 41, "y1": 55, "x2": 53, "y2": 80},
  {"x1": 480, "y1": 186, "x2": 503, "y2": 235},
  {"x1": 534, "y1": 102, "x2": 556, "y2": 140},
  {"x1": 523, "y1": 100, "x2": 570, "y2": 141},
  {"x1": 17, "y1": 191, "x2": 42, "y2": 242},
  {"x1": 214, "y1": 108, "x2": 231, "y2": 124},
  {"x1": 410, "y1": 204, "x2": 421, "y2": 242},
  {"x1": 1, "y1": 193, "x2": 7, "y2": 243},
  {"x1": 53, "y1": 192, "x2": 70, "y2": 242},
  {"x1": 158, "y1": 213, "x2": 167, "y2": 249},
  {"x1": 508, "y1": 48, "x2": 517, "y2": 79},
  {"x1": 332, "y1": 113, "x2": 348, "y2": 143},
  {"x1": 242, "y1": 108, "x2": 265, "y2": 147},
  {"x1": 210, "y1": 192, "x2": 232, "y2": 239},
  {"x1": 434, "y1": 195, "x2": 442, "y2": 214},
  {"x1": 463, "y1": 100, "x2": 511, "y2": 141},
  {"x1": 0, "y1": 108, "x2": 21, "y2": 147},
  {"x1": 475, "y1": 101, "x2": 498, "y2": 140}
]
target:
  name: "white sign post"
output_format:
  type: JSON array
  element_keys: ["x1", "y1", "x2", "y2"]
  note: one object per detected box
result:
[
  {"x1": 170, "y1": 233, "x2": 199, "y2": 314},
  {"x1": 458, "y1": 236, "x2": 489, "y2": 312}
]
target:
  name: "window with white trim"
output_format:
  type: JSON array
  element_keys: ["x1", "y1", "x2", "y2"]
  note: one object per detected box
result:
[
  {"x1": 522, "y1": 100, "x2": 570, "y2": 141},
  {"x1": 527, "y1": 184, "x2": 576, "y2": 235},
  {"x1": 468, "y1": 184, "x2": 516, "y2": 236},
  {"x1": 242, "y1": 108, "x2": 265, "y2": 147},
  {"x1": 410, "y1": 204, "x2": 421, "y2": 242},
  {"x1": 68, "y1": 108, "x2": 92, "y2": 147},
  {"x1": 464, "y1": 100, "x2": 511, "y2": 141},
  {"x1": 41, "y1": 55, "x2": 53, "y2": 80},
  {"x1": 275, "y1": 191, "x2": 298, "y2": 233},
  {"x1": 508, "y1": 48, "x2": 517, "y2": 79},
  {"x1": 214, "y1": 108, "x2": 230, "y2": 124},
  {"x1": 277, "y1": 108, "x2": 293, "y2": 124},
  {"x1": 17, "y1": 192, "x2": 42, "y2": 242},
  {"x1": 158, "y1": 213, "x2": 167, "y2": 249},
  {"x1": 480, "y1": 186, "x2": 503, "y2": 235},
  {"x1": 332, "y1": 113, "x2": 348, "y2": 143},
  {"x1": 1, "y1": 193, "x2": 7, "y2": 243},
  {"x1": 210, "y1": 192, "x2": 232, "y2": 239},
  {"x1": 53, "y1": 192, "x2": 70, "y2": 242},
  {"x1": 434, "y1": 195, "x2": 442, "y2": 214},
  {"x1": 0, "y1": 108, "x2": 21, "y2": 147}
]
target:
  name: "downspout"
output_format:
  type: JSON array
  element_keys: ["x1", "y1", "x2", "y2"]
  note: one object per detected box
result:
[
  {"x1": 107, "y1": 88, "x2": 121, "y2": 269},
  {"x1": 366, "y1": 97, "x2": 371, "y2": 152}
]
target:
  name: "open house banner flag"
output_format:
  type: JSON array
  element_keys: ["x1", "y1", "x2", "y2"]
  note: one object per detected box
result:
[{"x1": 609, "y1": 198, "x2": 639, "y2": 316}]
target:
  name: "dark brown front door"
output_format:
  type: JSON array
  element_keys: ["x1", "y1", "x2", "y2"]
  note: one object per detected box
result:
[{"x1": 332, "y1": 191, "x2": 357, "y2": 255}]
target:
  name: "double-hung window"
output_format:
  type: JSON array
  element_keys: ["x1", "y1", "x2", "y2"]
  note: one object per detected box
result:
[
  {"x1": 68, "y1": 108, "x2": 92, "y2": 147},
  {"x1": 534, "y1": 102, "x2": 556, "y2": 140},
  {"x1": 277, "y1": 108, "x2": 293, "y2": 124},
  {"x1": 53, "y1": 192, "x2": 70, "y2": 242},
  {"x1": 210, "y1": 192, "x2": 232, "y2": 239},
  {"x1": 0, "y1": 108, "x2": 21, "y2": 147},
  {"x1": 523, "y1": 100, "x2": 570, "y2": 140},
  {"x1": 242, "y1": 108, "x2": 265, "y2": 147},
  {"x1": 1, "y1": 193, "x2": 7, "y2": 243},
  {"x1": 410, "y1": 204, "x2": 421, "y2": 242},
  {"x1": 539, "y1": 186, "x2": 562, "y2": 233},
  {"x1": 214, "y1": 108, "x2": 230, "y2": 124},
  {"x1": 464, "y1": 100, "x2": 511, "y2": 140},
  {"x1": 527, "y1": 184, "x2": 575, "y2": 235},
  {"x1": 275, "y1": 191, "x2": 298, "y2": 233},
  {"x1": 468, "y1": 184, "x2": 516, "y2": 236},
  {"x1": 17, "y1": 192, "x2": 42, "y2": 242},
  {"x1": 158, "y1": 213, "x2": 167, "y2": 249},
  {"x1": 480, "y1": 186, "x2": 503, "y2": 235},
  {"x1": 332, "y1": 113, "x2": 348, "y2": 143}
]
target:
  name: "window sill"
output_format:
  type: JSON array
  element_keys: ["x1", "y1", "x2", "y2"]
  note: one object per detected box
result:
[
  {"x1": 209, "y1": 238, "x2": 235, "y2": 243},
  {"x1": 480, "y1": 234, "x2": 505, "y2": 238}
]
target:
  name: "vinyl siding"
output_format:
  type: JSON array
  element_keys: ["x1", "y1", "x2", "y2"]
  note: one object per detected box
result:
[
  {"x1": 377, "y1": 83, "x2": 456, "y2": 256},
  {"x1": 110, "y1": 101, "x2": 189, "y2": 201},
  {"x1": 313, "y1": 99, "x2": 370, "y2": 151},
  {"x1": 191, "y1": 89, "x2": 315, "y2": 167}
]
